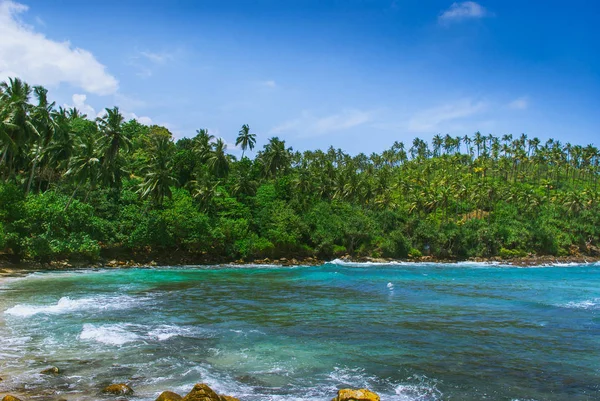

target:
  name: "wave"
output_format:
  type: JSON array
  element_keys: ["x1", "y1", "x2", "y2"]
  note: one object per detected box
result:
[
  {"x1": 79, "y1": 323, "x2": 213, "y2": 346},
  {"x1": 4, "y1": 295, "x2": 143, "y2": 317},
  {"x1": 561, "y1": 298, "x2": 600, "y2": 310},
  {"x1": 79, "y1": 323, "x2": 142, "y2": 346},
  {"x1": 328, "y1": 258, "x2": 600, "y2": 268}
]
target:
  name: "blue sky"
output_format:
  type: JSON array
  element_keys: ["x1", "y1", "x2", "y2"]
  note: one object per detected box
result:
[{"x1": 1, "y1": 0, "x2": 598, "y2": 156}]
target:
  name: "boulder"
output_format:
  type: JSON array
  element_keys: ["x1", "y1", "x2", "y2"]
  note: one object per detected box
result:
[
  {"x1": 2, "y1": 396, "x2": 23, "y2": 401},
  {"x1": 181, "y1": 383, "x2": 238, "y2": 401},
  {"x1": 155, "y1": 391, "x2": 183, "y2": 401},
  {"x1": 332, "y1": 388, "x2": 380, "y2": 401},
  {"x1": 41, "y1": 366, "x2": 60, "y2": 375},
  {"x1": 102, "y1": 383, "x2": 134, "y2": 395}
]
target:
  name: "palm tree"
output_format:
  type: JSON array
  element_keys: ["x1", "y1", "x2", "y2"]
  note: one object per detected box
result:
[
  {"x1": 207, "y1": 138, "x2": 230, "y2": 178},
  {"x1": 192, "y1": 128, "x2": 214, "y2": 162},
  {"x1": 236, "y1": 124, "x2": 256, "y2": 159},
  {"x1": 64, "y1": 132, "x2": 101, "y2": 210},
  {"x1": 26, "y1": 86, "x2": 56, "y2": 194},
  {"x1": 138, "y1": 136, "x2": 177, "y2": 205},
  {"x1": 260, "y1": 137, "x2": 291, "y2": 178},
  {"x1": 0, "y1": 77, "x2": 38, "y2": 180},
  {"x1": 97, "y1": 107, "x2": 130, "y2": 189}
]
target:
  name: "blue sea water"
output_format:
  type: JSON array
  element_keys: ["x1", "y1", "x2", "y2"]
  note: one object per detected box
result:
[{"x1": 1, "y1": 261, "x2": 599, "y2": 400}]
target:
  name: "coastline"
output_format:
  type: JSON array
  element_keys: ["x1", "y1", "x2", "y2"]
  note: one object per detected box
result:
[{"x1": 1, "y1": 253, "x2": 599, "y2": 278}]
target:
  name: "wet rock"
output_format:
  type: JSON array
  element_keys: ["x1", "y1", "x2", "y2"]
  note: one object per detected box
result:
[
  {"x1": 332, "y1": 388, "x2": 380, "y2": 401},
  {"x1": 181, "y1": 383, "x2": 238, "y2": 401},
  {"x1": 41, "y1": 366, "x2": 60, "y2": 375},
  {"x1": 2, "y1": 396, "x2": 23, "y2": 401},
  {"x1": 182, "y1": 383, "x2": 220, "y2": 401},
  {"x1": 102, "y1": 383, "x2": 134, "y2": 395},
  {"x1": 57, "y1": 398, "x2": 68, "y2": 401},
  {"x1": 155, "y1": 391, "x2": 183, "y2": 401},
  {"x1": 219, "y1": 397, "x2": 240, "y2": 401}
]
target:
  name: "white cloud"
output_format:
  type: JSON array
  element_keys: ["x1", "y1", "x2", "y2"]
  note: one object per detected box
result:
[
  {"x1": 123, "y1": 111, "x2": 153, "y2": 125},
  {"x1": 508, "y1": 96, "x2": 529, "y2": 110},
  {"x1": 270, "y1": 109, "x2": 372, "y2": 137},
  {"x1": 261, "y1": 80, "x2": 277, "y2": 88},
  {"x1": 0, "y1": 1, "x2": 118, "y2": 95},
  {"x1": 139, "y1": 51, "x2": 172, "y2": 64},
  {"x1": 65, "y1": 93, "x2": 96, "y2": 119},
  {"x1": 439, "y1": 1, "x2": 487, "y2": 24},
  {"x1": 407, "y1": 99, "x2": 486, "y2": 132}
]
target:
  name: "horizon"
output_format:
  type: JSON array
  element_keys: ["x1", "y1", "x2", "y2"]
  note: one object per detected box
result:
[{"x1": 1, "y1": 0, "x2": 598, "y2": 156}]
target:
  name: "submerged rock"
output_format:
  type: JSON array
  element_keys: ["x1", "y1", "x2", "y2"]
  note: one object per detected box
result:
[
  {"x1": 102, "y1": 383, "x2": 134, "y2": 395},
  {"x1": 181, "y1": 383, "x2": 239, "y2": 401},
  {"x1": 155, "y1": 391, "x2": 183, "y2": 401},
  {"x1": 40, "y1": 366, "x2": 60, "y2": 375},
  {"x1": 2, "y1": 396, "x2": 23, "y2": 401},
  {"x1": 332, "y1": 388, "x2": 380, "y2": 401}
]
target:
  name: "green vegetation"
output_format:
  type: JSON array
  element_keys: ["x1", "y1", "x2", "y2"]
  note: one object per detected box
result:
[{"x1": 1, "y1": 77, "x2": 599, "y2": 263}]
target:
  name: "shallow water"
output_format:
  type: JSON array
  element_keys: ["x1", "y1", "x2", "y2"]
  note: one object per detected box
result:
[{"x1": 1, "y1": 261, "x2": 599, "y2": 400}]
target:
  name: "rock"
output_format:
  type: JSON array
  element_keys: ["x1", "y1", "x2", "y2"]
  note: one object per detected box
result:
[
  {"x1": 41, "y1": 366, "x2": 60, "y2": 375},
  {"x1": 181, "y1": 383, "x2": 238, "y2": 401},
  {"x1": 332, "y1": 388, "x2": 380, "y2": 401},
  {"x1": 219, "y1": 397, "x2": 240, "y2": 401},
  {"x1": 155, "y1": 391, "x2": 183, "y2": 401},
  {"x1": 2, "y1": 396, "x2": 23, "y2": 401},
  {"x1": 182, "y1": 384, "x2": 220, "y2": 401},
  {"x1": 102, "y1": 383, "x2": 134, "y2": 395}
]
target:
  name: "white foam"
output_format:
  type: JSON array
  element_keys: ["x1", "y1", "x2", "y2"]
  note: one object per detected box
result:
[
  {"x1": 562, "y1": 298, "x2": 600, "y2": 310},
  {"x1": 148, "y1": 325, "x2": 200, "y2": 341},
  {"x1": 4, "y1": 295, "x2": 143, "y2": 317},
  {"x1": 79, "y1": 323, "x2": 142, "y2": 345}
]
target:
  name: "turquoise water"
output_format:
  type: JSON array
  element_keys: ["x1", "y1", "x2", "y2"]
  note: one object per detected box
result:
[{"x1": 1, "y1": 261, "x2": 599, "y2": 400}]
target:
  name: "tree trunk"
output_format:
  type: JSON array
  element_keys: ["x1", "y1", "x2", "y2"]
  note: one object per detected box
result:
[
  {"x1": 26, "y1": 158, "x2": 39, "y2": 195},
  {"x1": 64, "y1": 183, "x2": 82, "y2": 212}
]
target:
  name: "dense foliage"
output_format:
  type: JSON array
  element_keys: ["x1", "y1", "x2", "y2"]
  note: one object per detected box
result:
[{"x1": 1, "y1": 78, "x2": 599, "y2": 262}]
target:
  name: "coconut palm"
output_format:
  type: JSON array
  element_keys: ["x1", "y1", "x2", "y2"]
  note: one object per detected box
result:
[
  {"x1": 236, "y1": 124, "x2": 256, "y2": 159},
  {"x1": 207, "y1": 138, "x2": 230, "y2": 178},
  {"x1": 138, "y1": 136, "x2": 177, "y2": 205}
]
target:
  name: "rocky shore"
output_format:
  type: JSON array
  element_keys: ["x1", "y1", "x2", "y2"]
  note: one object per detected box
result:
[
  {"x1": 1, "y1": 252, "x2": 600, "y2": 277},
  {"x1": 1, "y1": 382, "x2": 381, "y2": 401}
]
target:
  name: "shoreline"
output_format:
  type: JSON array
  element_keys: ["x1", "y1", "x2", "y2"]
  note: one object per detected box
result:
[{"x1": 1, "y1": 253, "x2": 599, "y2": 277}]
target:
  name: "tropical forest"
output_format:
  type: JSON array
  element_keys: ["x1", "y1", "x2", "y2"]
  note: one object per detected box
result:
[{"x1": 1, "y1": 77, "x2": 599, "y2": 263}]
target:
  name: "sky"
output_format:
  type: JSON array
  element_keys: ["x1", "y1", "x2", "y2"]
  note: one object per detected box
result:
[{"x1": 0, "y1": 0, "x2": 599, "y2": 156}]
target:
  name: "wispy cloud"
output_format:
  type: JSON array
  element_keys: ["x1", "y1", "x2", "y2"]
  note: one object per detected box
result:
[
  {"x1": 270, "y1": 109, "x2": 372, "y2": 137},
  {"x1": 0, "y1": 0, "x2": 118, "y2": 95},
  {"x1": 128, "y1": 49, "x2": 176, "y2": 78},
  {"x1": 439, "y1": 1, "x2": 488, "y2": 24},
  {"x1": 508, "y1": 96, "x2": 529, "y2": 110},
  {"x1": 408, "y1": 99, "x2": 487, "y2": 132},
  {"x1": 139, "y1": 50, "x2": 173, "y2": 64},
  {"x1": 261, "y1": 80, "x2": 277, "y2": 88}
]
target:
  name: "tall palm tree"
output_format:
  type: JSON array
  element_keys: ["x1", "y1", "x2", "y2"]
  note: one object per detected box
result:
[
  {"x1": 64, "y1": 132, "x2": 101, "y2": 210},
  {"x1": 207, "y1": 138, "x2": 230, "y2": 178},
  {"x1": 236, "y1": 124, "x2": 256, "y2": 159},
  {"x1": 138, "y1": 136, "x2": 177, "y2": 205},
  {"x1": 0, "y1": 77, "x2": 38, "y2": 179},
  {"x1": 26, "y1": 86, "x2": 56, "y2": 194},
  {"x1": 260, "y1": 137, "x2": 291, "y2": 178},
  {"x1": 97, "y1": 107, "x2": 130, "y2": 189},
  {"x1": 192, "y1": 128, "x2": 214, "y2": 162}
]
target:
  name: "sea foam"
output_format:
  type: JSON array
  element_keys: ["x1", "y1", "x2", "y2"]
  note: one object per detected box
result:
[
  {"x1": 79, "y1": 323, "x2": 142, "y2": 345},
  {"x1": 4, "y1": 295, "x2": 143, "y2": 317},
  {"x1": 562, "y1": 298, "x2": 600, "y2": 310}
]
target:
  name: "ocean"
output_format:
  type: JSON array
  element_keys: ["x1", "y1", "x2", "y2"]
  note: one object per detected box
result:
[{"x1": 1, "y1": 261, "x2": 599, "y2": 400}]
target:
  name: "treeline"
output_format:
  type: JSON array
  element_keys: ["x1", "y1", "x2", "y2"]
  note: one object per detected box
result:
[{"x1": 1, "y1": 77, "x2": 599, "y2": 262}]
